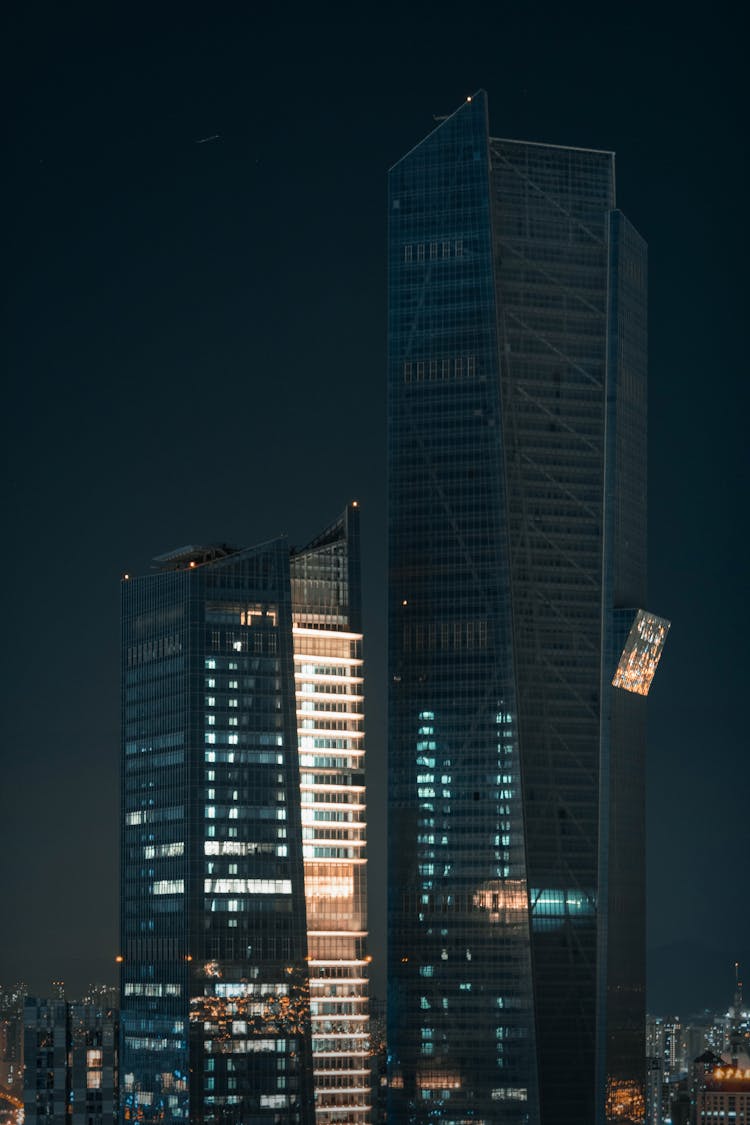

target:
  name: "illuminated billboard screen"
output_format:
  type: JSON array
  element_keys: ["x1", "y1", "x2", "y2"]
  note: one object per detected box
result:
[{"x1": 612, "y1": 609, "x2": 670, "y2": 696}]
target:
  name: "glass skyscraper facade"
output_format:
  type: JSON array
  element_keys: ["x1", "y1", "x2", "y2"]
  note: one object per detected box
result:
[
  {"x1": 387, "y1": 92, "x2": 654, "y2": 1124},
  {"x1": 121, "y1": 513, "x2": 371, "y2": 1125}
]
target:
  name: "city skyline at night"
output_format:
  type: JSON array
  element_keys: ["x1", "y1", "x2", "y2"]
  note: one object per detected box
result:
[{"x1": 2, "y1": 0, "x2": 747, "y2": 1089}]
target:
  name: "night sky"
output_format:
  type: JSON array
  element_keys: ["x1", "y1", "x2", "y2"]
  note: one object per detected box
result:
[{"x1": 3, "y1": 3, "x2": 747, "y2": 1015}]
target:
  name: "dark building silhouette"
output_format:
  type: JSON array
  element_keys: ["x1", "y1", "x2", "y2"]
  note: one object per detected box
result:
[
  {"x1": 387, "y1": 91, "x2": 665, "y2": 1124},
  {"x1": 23, "y1": 999, "x2": 117, "y2": 1124}
]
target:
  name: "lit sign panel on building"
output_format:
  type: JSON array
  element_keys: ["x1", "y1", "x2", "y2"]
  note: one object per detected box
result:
[{"x1": 612, "y1": 610, "x2": 671, "y2": 696}]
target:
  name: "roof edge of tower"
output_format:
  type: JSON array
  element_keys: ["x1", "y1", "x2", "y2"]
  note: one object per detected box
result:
[
  {"x1": 388, "y1": 89, "x2": 488, "y2": 173},
  {"x1": 489, "y1": 134, "x2": 614, "y2": 158}
]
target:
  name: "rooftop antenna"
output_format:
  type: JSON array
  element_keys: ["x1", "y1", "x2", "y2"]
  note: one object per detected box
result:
[{"x1": 729, "y1": 961, "x2": 745, "y2": 1065}]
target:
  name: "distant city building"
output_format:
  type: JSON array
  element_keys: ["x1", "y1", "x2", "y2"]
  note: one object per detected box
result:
[
  {"x1": 692, "y1": 979, "x2": 750, "y2": 1124},
  {"x1": 664, "y1": 1019, "x2": 685, "y2": 1079},
  {"x1": 69, "y1": 1004, "x2": 118, "y2": 1124},
  {"x1": 23, "y1": 998, "x2": 67, "y2": 1123},
  {"x1": 387, "y1": 90, "x2": 665, "y2": 1123},
  {"x1": 684, "y1": 1023, "x2": 710, "y2": 1069},
  {"x1": 690, "y1": 1050, "x2": 726, "y2": 1122},
  {"x1": 645, "y1": 1017, "x2": 664, "y2": 1125},
  {"x1": 23, "y1": 998, "x2": 117, "y2": 1124},
  {"x1": 696, "y1": 1066, "x2": 750, "y2": 1124},
  {"x1": 120, "y1": 507, "x2": 370, "y2": 1124},
  {"x1": 0, "y1": 982, "x2": 26, "y2": 1102},
  {"x1": 50, "y1": 982, "x2": 65, "y2": 1003},
  {"x1": 82, "y1": 985, "x2": 119, "y2": 1011},
  {"x1": 647, "y1": 964, "x2": 750, "y2": 1124}
]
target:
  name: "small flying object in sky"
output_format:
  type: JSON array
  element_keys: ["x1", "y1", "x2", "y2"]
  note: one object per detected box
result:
[{"x1": 194, "y1": 134, "x2": 221, "y2": 144}]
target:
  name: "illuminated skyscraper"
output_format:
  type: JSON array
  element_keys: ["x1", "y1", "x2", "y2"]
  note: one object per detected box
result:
[
  {"x1": 290, "y1": 505, "x2": 372, "y2": 1123},
  {"x1": 120, "y1": 510, "x2": 370, "y2": 1125},
  {"x1": 387, "y1": 91, "x2": 665, "y2": 1124}
]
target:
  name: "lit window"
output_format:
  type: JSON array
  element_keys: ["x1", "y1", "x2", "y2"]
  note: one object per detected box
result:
[{"x1": 152, "y1": 879, "x2": 184, "y2": 895}]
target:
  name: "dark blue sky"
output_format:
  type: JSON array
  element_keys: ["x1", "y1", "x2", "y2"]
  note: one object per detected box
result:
[{"x1": 2, "y1": 2, "x2": 747, "y2": 1012}]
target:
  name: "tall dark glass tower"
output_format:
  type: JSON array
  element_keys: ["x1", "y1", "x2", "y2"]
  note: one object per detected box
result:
[
  {"x1": 387, "y1": 92, "x2": 662, "y2": 1124},
  {"x1": 120, "y1": 538, "x2": 315, "y2": 1124}
]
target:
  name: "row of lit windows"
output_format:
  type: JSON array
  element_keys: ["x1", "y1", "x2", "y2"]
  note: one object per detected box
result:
[
  {"x1": 299, "y1": 699, "x2": 360, "y2": 714},
  {"x1": 123, "y1": 984, "x2": 181, "y2": 997},
  {"x1": 299, "y1": 755, "x2": 358, "y2": 770},
  {"x1": 204, "y1": 840, "x2": 277, "y2": 856},
  {"x1": 205, "y1": 805, "x2": 286, "y2": 820},
  {"x1": 204, "y1": 732, "x2": 282, "y2": 746},
  {"x1": 152, "y1": 880, "x2": 184, "y2": 895},
  {"x1": 203, "y1": 878, "x2": 292, "y2": 895},
  {"x1": 205, "y1": 749, "x2": 282, "y2": 765},
  {"x1": 126, "y1": 806, "x2": 183, "y2": 826},
  {"x1": 144, "y1": 842, "x2": 184, "y2": 858}
]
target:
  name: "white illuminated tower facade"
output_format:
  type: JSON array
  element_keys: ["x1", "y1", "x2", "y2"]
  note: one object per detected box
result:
[{"x1": 291, "y1": 504, "x2": 372, "y2": 1125}]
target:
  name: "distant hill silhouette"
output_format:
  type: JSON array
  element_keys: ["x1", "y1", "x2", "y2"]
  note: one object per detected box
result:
[{"x1": 648, "y1": 940, "x2": 749, "y2": 1017}]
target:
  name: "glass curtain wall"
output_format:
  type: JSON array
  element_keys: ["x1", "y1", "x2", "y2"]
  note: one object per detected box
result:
[
  {"x1": 387, "y1": 91, "x2": 649, "y2": 1125},
  {"x1": 387, "y1": 93, "x2": 539, "y2": 1125},
  {"x1": 121, "y1": 540, "x2": 314, "y2": 1124}
]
